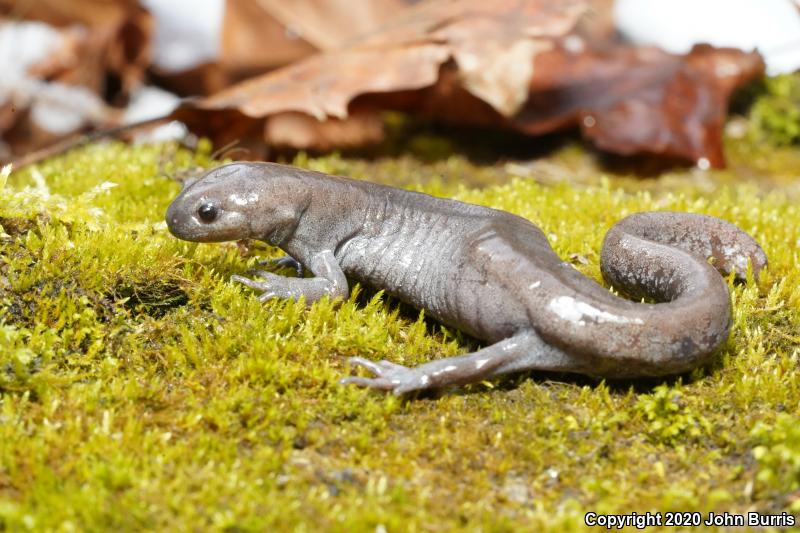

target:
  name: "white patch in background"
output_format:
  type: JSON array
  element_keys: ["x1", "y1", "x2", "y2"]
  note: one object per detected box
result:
[
  {"x1": 0, "y1": 21, "x2": 66, "y2": 77},
  {"x1": 29, "y1": 83, "x2": 107, "y2": 134},
  {"x1": 125, "y1": 86, "x2": 182, "y2": 122},
  {"x1": 614, "y1": 0, "x2": 800, "y2": 75},
  {"x1": 124, "y1": 86, "x2": 189, "y2": 143},
  {"x1": 0, "y1": 21, "x2": 107, "y2": 134},
  {"x1": 548, "y1": 295, "x2": 644, "y2": 326},
  {"x1": 141, "y1": 0, "x2": 224, "y2": 73}
]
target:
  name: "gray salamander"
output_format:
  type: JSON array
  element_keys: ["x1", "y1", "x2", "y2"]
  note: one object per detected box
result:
[{"x1": 165, "y1": 162, "x2": 768, "y2": 395}]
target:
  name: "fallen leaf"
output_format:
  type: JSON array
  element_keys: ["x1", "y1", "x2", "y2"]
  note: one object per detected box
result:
[
  {"x1": 220, "y1": 0, "x2": 316, "y2": 75},
  {"x1": 176, "y1": 0, "x2": 763, "y2": 166},
  {"x1": 0, "y1": 0, "x2": 153, "y2": 94},
  {"x1": 264, "y1": 110, "x2": 385, "y2": 151},
  {"x1": 204, "y1": 0, "x2": 588, "y2": 118},
  {"x1": 155, "y1": 0, "x2": 417, "y2": 95},
  {"x1": 518, "y1": 43, "x2": 766, "y2": 167},
  {"x1": 176, "y1": 0, "x2": 590, "y2": 152},
  {"x1": 246, "y1": 0, "x2": 413, "y2": 52},
  {"x1": 0, "y1": 19, "x2": 116, "y2": 158},
  {"x1": 0, "y1": 0, "x2": 152, "y2": 159}
]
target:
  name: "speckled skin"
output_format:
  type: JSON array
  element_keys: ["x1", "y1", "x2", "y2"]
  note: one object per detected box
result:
[{"x1": 166, "y1": 162, "x2": 768, "y2": 394}]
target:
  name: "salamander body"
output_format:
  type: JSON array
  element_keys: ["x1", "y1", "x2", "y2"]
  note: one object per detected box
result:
[{"x1": 166, "y1": 162, "x2": 767, "y2": 394}]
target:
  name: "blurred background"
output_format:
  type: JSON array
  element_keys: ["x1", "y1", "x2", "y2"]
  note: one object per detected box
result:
[{"x1": 1, "y1": 0, "x2": 799, "y2": 173}]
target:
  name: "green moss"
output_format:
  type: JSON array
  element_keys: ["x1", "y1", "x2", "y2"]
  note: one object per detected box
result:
[
  {"x1": 0, "y1": 141, "x2": 799, "y2": 531},
  {"x1": 748, "y1": 74, "x2": 800, "y2": 146},
  {"x1": 636, "y1": 384, "x2": 713, "y2": 446},
  {"x1": 751, "y1": 414, "x2": 800, "y2": 512}
]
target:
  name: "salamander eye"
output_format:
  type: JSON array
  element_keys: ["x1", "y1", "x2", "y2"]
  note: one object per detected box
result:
[{"x1": 197, "y1": 203, "x2": 218, "y2": 223}]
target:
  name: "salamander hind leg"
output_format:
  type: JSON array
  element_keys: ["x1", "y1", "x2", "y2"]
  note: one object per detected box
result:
[{"x1": 340, "y1": 329, "x2": 586, "y2": 395}]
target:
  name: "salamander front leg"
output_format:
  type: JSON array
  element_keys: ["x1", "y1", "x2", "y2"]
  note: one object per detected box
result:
[
  {"x1": 341, "y1": 329, "x2": 582, "y2": 395},
  {"x1": 233, "y1": 249, "x2": 348, "y2": 304}
]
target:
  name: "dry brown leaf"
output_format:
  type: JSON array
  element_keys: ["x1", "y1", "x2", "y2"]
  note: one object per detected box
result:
[
  {"x1": 0, "y1": 0, "x2": 153, "y2": 159},
  {"x1": 567, "y1": 45, "x2": 765, "y2": 167},
  {"x1": 264, "y1": 110, "x2": 385, "y2": 151},
  {"x1": 0, "y1": 19, "x2": 118, "y2": 159},
  {"x1": 0, "y1": 0, "x2": 153, "y2": 94},
  {"x1": 205, "y1": 0, "x2": 588, "y2": 118},
  {"x1": 220, "y1": 0, "x2": 317, "y2": 76},
  {"x1": 495, "y1": 42, "x2": 765, "y2": 167},
  {"x1": 177, "y1": 0, "x2": 763, "y2": 167},
  {"x1": 252, "y1": 0, "x2": 414, "y2": 51},
  {"x1": 177, "y1": 0, "x2": 590, "y2": 151},
  {"x1": 158, "y1": 0, "x2": 415, "y2": 96}
]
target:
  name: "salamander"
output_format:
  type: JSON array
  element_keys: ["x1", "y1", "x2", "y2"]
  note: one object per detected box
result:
[{"x1": 165, "y1": 162, "x2": 768, "y2": 395}]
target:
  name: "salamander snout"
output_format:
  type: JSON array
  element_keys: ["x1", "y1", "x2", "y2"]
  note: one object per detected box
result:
[
  {"x1": 165, "y1": 196, "x2": 197, "y2": 239},
  {"x1": 165, "y1": 201, "x2": 180, "y2": 234}
]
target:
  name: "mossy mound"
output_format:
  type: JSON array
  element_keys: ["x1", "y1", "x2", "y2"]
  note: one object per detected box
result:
[{"x1": 0, "y1": 140, "x2": 798, "y2": 531}]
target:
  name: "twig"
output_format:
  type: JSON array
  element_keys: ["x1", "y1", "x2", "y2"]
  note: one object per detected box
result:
[{"x1": 9, "y1": 115, "x2": 173, "y2": 169}]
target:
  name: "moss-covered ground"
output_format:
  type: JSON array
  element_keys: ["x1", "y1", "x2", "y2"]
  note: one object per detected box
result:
[{"x1": 1, "y1": 103, "x2": 800, "y2": 530}]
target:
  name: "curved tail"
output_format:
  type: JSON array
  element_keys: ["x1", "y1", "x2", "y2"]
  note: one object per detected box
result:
[{"x1": 536, "y1": 212, "x2": 767, "y2": 377}]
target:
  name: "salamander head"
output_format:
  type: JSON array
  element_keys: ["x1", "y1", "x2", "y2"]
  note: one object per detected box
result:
[{"x1": 166, "y1": 162, "x2": 310, "y2": 244}]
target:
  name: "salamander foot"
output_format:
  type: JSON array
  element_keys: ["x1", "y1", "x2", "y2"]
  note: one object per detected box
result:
[
  {"x1": 340, "y1": 357, "x2": 430, "y2": 395},
  {"x1": 232, "y1": 272, "x2": 281, "y2": 302}
]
